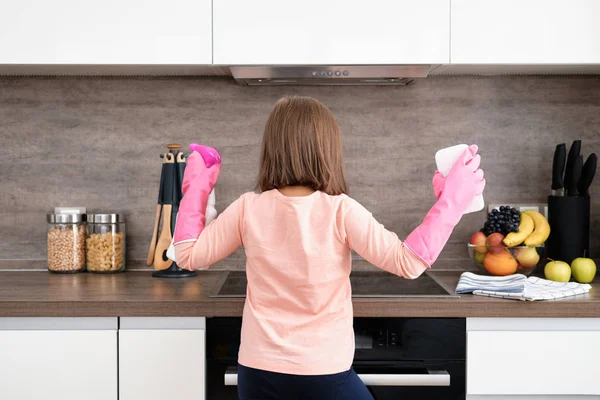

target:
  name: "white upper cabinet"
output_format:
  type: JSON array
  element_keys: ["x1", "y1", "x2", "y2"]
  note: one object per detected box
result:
[
  {"x1": 0, "y1": 0, "x2": 212, "y2": 64},
  {"x1": 451, "y1": 0, "x2": 600, "y2": 64},
  {"x1": 213, "y1": 0, "x2": 450, "y2": 65}
]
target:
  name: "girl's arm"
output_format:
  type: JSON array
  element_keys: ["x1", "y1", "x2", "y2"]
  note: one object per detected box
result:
[
  {"x1": 340, "y1": 198, "x2": 430, "y2": 279},
  {"x1": 175, "y1": 196, "x2": 244, "y2": 271},
  {"x1": 173, "y1": 144, "x2": 244, "y2": 271}
]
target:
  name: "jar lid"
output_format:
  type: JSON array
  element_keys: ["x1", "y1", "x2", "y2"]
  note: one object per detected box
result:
[
  {"x1": 47, "y1": 213, "x2": 87, "y2": 223},
  {"x1": 88, "y1": 213, "x2": 125, "y2": 223}
]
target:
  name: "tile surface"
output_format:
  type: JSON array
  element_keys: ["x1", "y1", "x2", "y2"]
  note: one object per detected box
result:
[{"x1": 1, "y1": 76, "x2": 599, "y2": 269}]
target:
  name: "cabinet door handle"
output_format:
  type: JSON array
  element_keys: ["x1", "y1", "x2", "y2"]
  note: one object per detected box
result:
[{"x1": 224, "y1": 368, "x2": 450, "y2": 387}]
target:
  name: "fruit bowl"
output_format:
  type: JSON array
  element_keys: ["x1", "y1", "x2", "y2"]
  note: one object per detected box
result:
[{"x1": 467, "y1": 244, "x2": 545, "y2": 276}]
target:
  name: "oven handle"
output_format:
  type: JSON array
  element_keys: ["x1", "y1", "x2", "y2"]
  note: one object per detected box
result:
[
  {"x1": 224, "y1": 368, "x2": 450, "y2": 387},
  {"x1": 356, "y1": 369, "x2": 450, "y2": 387}
]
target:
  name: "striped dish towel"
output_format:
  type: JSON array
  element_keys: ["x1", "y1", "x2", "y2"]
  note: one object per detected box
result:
[
  {"x1": 456, "y1": 271, "x2": 527, "y2": 294},
  {"x1": 456, "y1": 272, "x2": 592, "y2": 301}
]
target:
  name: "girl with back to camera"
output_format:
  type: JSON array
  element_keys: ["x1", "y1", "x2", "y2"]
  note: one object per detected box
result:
[{"x1": 173, "y1": 96, "x2": 485, "y2": 400}]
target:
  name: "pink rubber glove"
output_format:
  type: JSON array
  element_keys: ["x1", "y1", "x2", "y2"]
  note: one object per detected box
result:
[
  {"x1": 432, "y1": 170, "x2": 444, "y2": 199},
  {"x1": 173, "y1": 144, "x2": 222, "y2": 245},
  {"x1": 405, "y1": 145, "x2": 485, "y2": 266}
]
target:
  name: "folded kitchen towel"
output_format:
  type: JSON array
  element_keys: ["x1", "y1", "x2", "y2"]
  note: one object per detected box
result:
[
  {"x1": 456, "y1": 272, "x2": 592, "y2": 301},
  {"x1": 456, "y1": 271, "x2": 527, "y2": 294}
]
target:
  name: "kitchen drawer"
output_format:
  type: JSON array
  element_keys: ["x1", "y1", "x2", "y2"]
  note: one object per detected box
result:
[
  {"x1": 119, "y1": 317, "x2": 206, "y2": 400},
  {"x1": 467, "y1": 330, "x2": 600, "y2": 395},
  {"x1": 0, "y1": 318, "x2": 118, "y2": 400}
]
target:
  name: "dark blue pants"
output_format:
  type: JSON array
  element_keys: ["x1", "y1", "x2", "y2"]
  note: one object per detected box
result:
[{"x1": 238, "y1": 364, "x2": 374, "y2": 400}]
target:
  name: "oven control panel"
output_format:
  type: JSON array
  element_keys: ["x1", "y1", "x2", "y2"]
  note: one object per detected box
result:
[
  {"x1": 353, "y1": 318, "x2": 466, "y2": 360},
  {"x1": 356, "y1": 328, "x2": 400, "y2": 349}
]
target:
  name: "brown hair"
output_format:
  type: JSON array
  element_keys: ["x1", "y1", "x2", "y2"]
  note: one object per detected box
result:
[{"x1": 257, "y1": 96, "x2": 348, "y2": 195}]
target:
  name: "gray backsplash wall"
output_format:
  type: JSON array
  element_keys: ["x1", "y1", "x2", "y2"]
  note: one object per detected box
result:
[{"x1": 1, "y1": 76, "x2": 599, "y2": 270}]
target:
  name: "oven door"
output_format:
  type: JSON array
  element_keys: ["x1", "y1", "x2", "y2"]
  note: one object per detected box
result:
[{"x1": 207, "y1": 317, "x2": 466, "y2": 400}]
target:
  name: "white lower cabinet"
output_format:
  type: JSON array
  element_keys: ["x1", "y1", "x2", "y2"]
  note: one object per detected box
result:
[
  {"x1": 0, "y1": 317, "x2": 118, "y2": 400},
  {"x1": 466, "y1": 318, "x2": 600, "y2": 398},
  {"x1": 119, "y1": 317, "x2": 206, "y2": 400}
]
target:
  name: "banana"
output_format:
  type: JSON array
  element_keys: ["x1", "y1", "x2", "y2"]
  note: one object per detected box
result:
[
  {"x1": 503, "y1": 213, "x2": 534, "y2": 247},
  {"x1": 523, "y1": 210, "x2": 551, "y2": 246}
]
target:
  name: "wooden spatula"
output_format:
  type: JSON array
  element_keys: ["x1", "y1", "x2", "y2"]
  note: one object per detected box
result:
[
  {"x1": 153, "y1": 152, "x2": 175, "y2": 271},
  {"x1": 146, "y1": 204, "x2": 162, "y2": 266},
  {"x1": 154, "y1": 204, "x2": 174, "y2": 271},
  {"x1": 147, "y1": 150, "x2": 169, "y2": 266}
]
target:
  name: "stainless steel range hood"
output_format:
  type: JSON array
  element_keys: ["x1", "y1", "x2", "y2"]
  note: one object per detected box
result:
[{"x1": 230, "y1": 65, "x2": 432, "y2": 86}]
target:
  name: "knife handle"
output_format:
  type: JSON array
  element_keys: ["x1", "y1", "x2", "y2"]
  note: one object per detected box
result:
[
  {"x1": 578, "y1": 153, "x2": 597, "y2": 196},
  {"x1": 564, "y1": 140, "x2": 582, "y2": 196},
  {"x1": 551, "y1": 143, "x2": 566, "y2": 191},
  {"x1": 569, "y1": 155, "x2": 583, "y2": 196}
]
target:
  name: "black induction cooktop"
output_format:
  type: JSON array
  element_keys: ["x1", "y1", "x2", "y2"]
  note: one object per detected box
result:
[{"x1": 210, "y1": 270, "x2": 458, "y2": 298}]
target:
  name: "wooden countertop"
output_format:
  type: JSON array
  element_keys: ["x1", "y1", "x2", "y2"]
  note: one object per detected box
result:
[{"x1": 0, "y1": 270, "x2": 598, "y2": 318}]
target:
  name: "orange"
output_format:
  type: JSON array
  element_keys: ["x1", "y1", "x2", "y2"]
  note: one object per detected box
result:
[{"x1": 484, "y1": 250, "x2": 519, "y2": 276}]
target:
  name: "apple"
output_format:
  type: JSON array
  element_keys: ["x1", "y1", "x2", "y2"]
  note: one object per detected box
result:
[
  {"x1": 571, "y1": 257, "x2": 597, "y2": 284},
  {"x1": 470, "y1": 232, "x2": 488, "y2": 254},
  {"x1": 514, "y1": 247, "x2": 540, "y2": 269},
  {"x1": 486, "y1": 233, "x2": 505, "y2": 254},
  {"x1": 544, "y1": 260, "x2": 571, "y2": 282},
  {"x1": 474, "y1": 251, "x2": 485, "y2": 265}
]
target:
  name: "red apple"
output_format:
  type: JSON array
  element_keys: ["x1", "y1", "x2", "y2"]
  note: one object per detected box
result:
[
  {"x1": 470, "y1": 232, "x2": 488, "y2": 254},
  {"x1": 486, "y1": 233, "x2": 506, "y2": 254}
]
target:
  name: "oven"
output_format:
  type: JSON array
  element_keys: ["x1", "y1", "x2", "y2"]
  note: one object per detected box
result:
[{"x1": 206, "y1": 317, "x2": 466, "y2": 400}]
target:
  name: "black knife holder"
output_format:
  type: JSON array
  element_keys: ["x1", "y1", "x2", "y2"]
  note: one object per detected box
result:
[{"x1": 546, "y1": 195, "x2": 591, "y2": 265}]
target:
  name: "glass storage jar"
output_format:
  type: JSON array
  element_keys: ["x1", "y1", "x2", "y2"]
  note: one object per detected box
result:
[
  {"x1": 46, "y1": 213, "x2": 87, "y2": 273},
  {"x1": 86, "y1": 214, "x2": 126, "y2": 273}
]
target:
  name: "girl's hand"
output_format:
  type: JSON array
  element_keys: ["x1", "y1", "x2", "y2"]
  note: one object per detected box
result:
[
  {"x1": 432, "y1": 145, "x2": 483, "y2": 200},
  {"x1": 443, "y1": 145, "x2": 485, "y2": 211},
  {"x1": 432, "y1": 170, "x2": 444, "y2": 199},
  {"x1": 405, "y1": 144, "x2": 485, "y2": 267},
  {"x1": 172, "y1": 144, "x2": 222, "y2": 246},
  {"x1": 190, "y1": 143, "x2": 222, "y2": 168}
]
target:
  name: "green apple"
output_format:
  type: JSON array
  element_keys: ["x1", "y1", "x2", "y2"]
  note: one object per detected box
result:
[
  {"x1": 571, "y1": 258, "x2": 597, "y2": 284},
  {"x1": 474, "y1": 251, "x2": 485, "y2": 265},
  {"x1": 544, "y1": 260, "x2": 571, "y2": 282}
]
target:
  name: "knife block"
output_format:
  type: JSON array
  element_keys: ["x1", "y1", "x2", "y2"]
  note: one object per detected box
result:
[{"x1": 546, "y1": 195, "x2": 591, "y2": 265}]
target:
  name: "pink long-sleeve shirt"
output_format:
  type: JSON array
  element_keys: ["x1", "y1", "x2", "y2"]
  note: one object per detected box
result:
[{"x1": 175, "y1": 189, "x2": 429, "y2": 375}]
